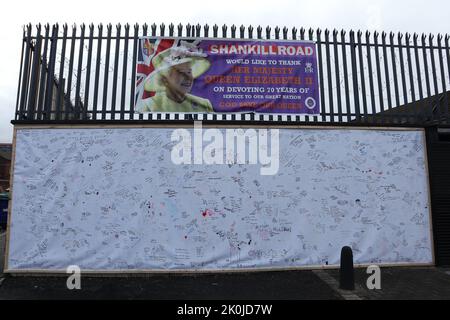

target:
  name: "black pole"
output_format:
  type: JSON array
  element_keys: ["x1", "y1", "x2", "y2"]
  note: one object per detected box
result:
[{"x1": 339, "y1": 246, "x2": 355, "y2": 290}]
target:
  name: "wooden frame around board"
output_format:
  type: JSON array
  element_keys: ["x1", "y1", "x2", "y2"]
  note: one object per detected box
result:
[{"x1": 3, "y1": 124, "x2": 435, "y2": 275}]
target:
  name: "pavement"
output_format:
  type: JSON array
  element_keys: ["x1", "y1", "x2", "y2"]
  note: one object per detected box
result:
[{"x1": 1, "y1": 229, "x2": 450, "y2": 300}]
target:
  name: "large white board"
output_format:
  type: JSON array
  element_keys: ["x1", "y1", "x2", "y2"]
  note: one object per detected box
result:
[{"x1": 6, "y1": 127, "x2": 433, "y2": 272}]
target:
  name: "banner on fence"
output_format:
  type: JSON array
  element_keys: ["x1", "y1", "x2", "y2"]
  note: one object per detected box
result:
[{"x1": 135, "y1": 38, "x2": 320, "y2": 114}]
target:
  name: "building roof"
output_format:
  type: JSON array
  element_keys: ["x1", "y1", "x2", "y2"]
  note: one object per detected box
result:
[{"x1": 358, "y1": 91, "x2": 450, "y2": 124}]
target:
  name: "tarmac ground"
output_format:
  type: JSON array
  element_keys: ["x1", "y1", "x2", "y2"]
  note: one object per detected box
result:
[{"x1": 1, "y1": 229, "x2": 450, "y2": 300}]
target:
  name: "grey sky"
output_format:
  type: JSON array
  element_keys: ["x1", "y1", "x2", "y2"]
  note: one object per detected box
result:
[{"x1": 0, "y1": 0, "x2": 449, "y2": 142}]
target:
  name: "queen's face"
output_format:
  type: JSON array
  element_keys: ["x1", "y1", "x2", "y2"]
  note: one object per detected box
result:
[{"x1": 163, "y1": 62, "x2": 194, "y2": 101}]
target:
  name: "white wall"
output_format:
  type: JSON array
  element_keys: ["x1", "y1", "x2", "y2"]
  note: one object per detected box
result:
[{"x1": 7, "y1": 127, "x2": 433, "y2": 271}]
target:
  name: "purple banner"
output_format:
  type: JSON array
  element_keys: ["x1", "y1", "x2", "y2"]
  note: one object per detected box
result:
[{"x1": 135, "y1": 38, "x2": 320, "y2": 114}]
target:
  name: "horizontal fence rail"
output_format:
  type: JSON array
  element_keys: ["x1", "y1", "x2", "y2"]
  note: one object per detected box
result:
[{"x1": 13, "y1": 23, "x2": 450, "y2": 126}]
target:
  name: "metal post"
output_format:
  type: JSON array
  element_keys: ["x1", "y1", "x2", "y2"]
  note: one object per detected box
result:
[{"x1": 339, "y1": 246, "x2": 355, "y2": 290}]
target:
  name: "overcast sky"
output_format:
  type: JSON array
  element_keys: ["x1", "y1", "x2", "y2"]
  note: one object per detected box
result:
[{"x1": 0, "y1": 0, "x2": 449, "y2": 143}]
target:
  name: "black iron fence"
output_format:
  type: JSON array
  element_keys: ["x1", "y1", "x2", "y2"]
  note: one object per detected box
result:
[{"x1": 13, "y1": 23, "x2": 450, "y2": 126}]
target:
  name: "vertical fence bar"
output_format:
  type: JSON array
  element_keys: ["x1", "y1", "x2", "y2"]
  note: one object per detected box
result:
[
  {"x1": 120, "y1": 24, "x2": 129, "y2": 120},
  {"x1": 374, "y1": 32, "x2": 385, "y2": 122},
  {"x1": 316, "y1": 29, "x2": 326, "y2": 122},
  {"x1": 231, "y1": 24, "x2": 236, "y2": 38},
  {"x1": 283, "y1": 27, "x2": 292, "y2": 122},
  {"x1": 446, "y1": 35, "x2": 450, "y2": 87},
  {"x1": 44, "y1": 24, "x2": 58, "y2": 120},
  {"x1": 413, "y1": 34, "x2": 425, "y2": 123},
  {"x1": 292, "y1": 27, "x2": 297, "y2": 42},
  {"x1": 239, "y1": 25, "x2": 245, "y2": 39},
  {"x1": 428, "y1": 34, "x2": 441, "y2": 123},
  {"x1": 65, "y1": 25, "x2": 77, "y2": 120},
  {"x1": 302, "y1": 28, "x2": 312, "y2": 122},
  {"x1": 381, "y1": 32, "x2": 392, "y2": 112},
  {"x1": 82, "y1": 24, "x2": 94, "y2": 120},
  {"x1": 23, "y1": 29, "x2": 34, "y2": 120},
  {"x1": 37, "y1": 24, "x2": 50, "y2": 120},
  {"x1": 202, "y1": 24, "x2": 209, "y2": 120},
  {"x1": 422, "y1": 34, "x2": 433, "y2": 121},
  {"x1": 140, "y1": 24, "x2": 148, "y2": 120},
  {"x1": 349, "y1": 31, "x2": 361, "y2": 121},
  {"x1": 389, "y1": 34, "x2": 400, "y2": 120},
  {"x1": 248, "y1": 25, "x2": 255, "y2": 121},
  {"x1": 268, "y1": 25, "x2": 274, "y2": 122},
  {"x1": 397, "y1": 35, "x2": 408, "y2": 124},
  {"x1": 429, "y1": 35, "x2": 439, "y2": 98},
  {"x1": 74, "y1": 24, "x2": 85, "y2": 120},
  {"x1": 19, "y1": 24, "x2": 33, "y2": 120},
  {"x1": 92, "y1": 24, "x2": 103, "y2": 120},
  {"x1": 414, "y1": 34, "x2": 424, "y2": 101},
  {"x1": 56, "y1": 24, "x2": 67, "y2": 120},
  {"x1": 266, "y1": 26, "x2": 271, "y2": 40},
  {"x1": 422, "y1": 34, "x2": 432, "y2": 98},
  {"x1": 309, "y1": 28, "x2": 317, "y2": 122},
  {"x1": 405, "y1": 33, "x2": 419, "y2": 124},
  {"x1": 282, "y1": 27, "x2": 289, "y2": 121},
  {"x1": 27, "y1": 24, "x2": 42, "y2": 120},
  {"x1": 282, "y1": 26, "x2": 288, "y2": 40},
  {"x1": 299, "y1": 28, "x2": 309, "y2": 123},
  {"x1": 292, "y1": 27, "x2": 299, "y2": 122},
  {"x1": 15, "y1": 27, "x2": 26, "y2": 120},
  {"x1": 324, "y1": 30, "x2": 334, "y2": 122},
  {"x1": 357, "y1": 31, "x2": 368, "y2": 123},
  {"x1": 437, "y1": 34, "x2": 448, "y2": 124},
  {"x1": 398, "y1": 33, "x2": 409, "y2": 107},
  {"x1": 102, "y1": 24, "x2": 112, "y2": 120},
  {"x1": 405, "y1": 34, "x2": 416, "y2": 100},
  {"x1": 389, "y1": 32, "x2": 400, "y2": 109},
  {"x1": 129, "y1": 23, "x2": 139, "y2": 118},
  {"x1": 444, "y1": 34, "x2": 450, "y2": 124},
  {"x1": 341, "y1": 30, "x2": 351, "y2": 122},
  {"x1": 366, "y1": 32, "x2": 376, "y2": 123},
  {"x1": 230, "y1": 25, "x2": 237, "y2": 122},
  {"x1": 174, "y1": 24, "x2": 183, "y2": 121},
  {"x1": 247, "y1": 25, "x2": 253, "y2": 39},
  {"x1": 274, "y1": 26, "x2": 279, "y2": 39},
  {"x1": 152, "y1": 24, "x2": 161, "y2": 121},
  {"x1": 332, "y1": 30, "x2": 342, "y2": 122},
  {"x1": 110, "y1": 24, "x2": 121, "y2": 120}
]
